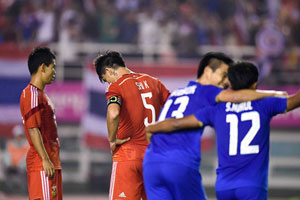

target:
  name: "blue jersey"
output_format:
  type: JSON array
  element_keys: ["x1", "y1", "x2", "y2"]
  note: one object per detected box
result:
[
  {"x1": 194, "y1": 97, "x2": 287, "y2": 191},
  {"x1": 144, "y1": 81, "x2": 222, "y2": 170}
]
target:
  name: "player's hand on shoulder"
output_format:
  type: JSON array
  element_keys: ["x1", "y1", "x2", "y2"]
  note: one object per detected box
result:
[{"x1": 42, "y1": 158, "x2": 55, "y2": 178}]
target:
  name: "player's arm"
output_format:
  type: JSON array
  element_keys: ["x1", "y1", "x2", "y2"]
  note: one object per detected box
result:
[
  {"x1": 286, "y1": 90, "x2": 300, "y2": 112},
  {"x1": 159, "y1": 80, "x2": 171, "y2": 105},
  {"x1": 216, "y1": 89, "x2": 287, "y2": 103},
  {"x1": 146, "y1": 115, "x2": 202, "y2": 143},
  {"x1": 106, "y1": 102, "x2": 130, "y2": 152},
  {"x1": 28, "y1": 128, "x2": 55, "y2": 178}
]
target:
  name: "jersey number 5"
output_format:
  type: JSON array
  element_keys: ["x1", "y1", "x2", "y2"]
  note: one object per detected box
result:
[
  {"x1": 226, "y1": 111, "x2": 260, "y2": 156},
  {"x1": 141, "y1": 92, "x2": 156, "y2": 126}
]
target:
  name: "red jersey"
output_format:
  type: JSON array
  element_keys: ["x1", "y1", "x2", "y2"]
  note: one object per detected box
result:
[
  {"x1": 20, "y1": 84, "x2": 61, "y2": 172},
  {"x1": 106, "y1": 73, "x2": 170, "y2": 162}
]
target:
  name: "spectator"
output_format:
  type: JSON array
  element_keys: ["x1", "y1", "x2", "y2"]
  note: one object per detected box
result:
[
  {"x1": 35, "y1": 0, "x2": 55, "y2": 43},
  {"x1": 2, "y1": 125, "x2": 29, "y2": 193},
  {"x1": 138, "y1": 9, "x2": 159, "y2": 62},
  {"x1": 16, "y1": 2, "x2": 39, "y2": 44},
  {"x1": 118, "y1": 11, "x2": 138, "y2": 44}
]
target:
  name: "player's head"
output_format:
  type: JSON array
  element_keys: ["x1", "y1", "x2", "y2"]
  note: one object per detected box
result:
[
  {"x1": 94, "y1": 51, "x2": 126, "y2": 83},
  {"x1": 228, "y1": 61, "x2": 259, "y2": 90},
  {"x1": 28, "y1": 47, "x2": 56, "y2": 84},
  {"x1": 12, "y1": 124, "x2": 25, "y2": 141},
  {"x1": 197, "y1": 52, "x2": 234, "y2": 88}
]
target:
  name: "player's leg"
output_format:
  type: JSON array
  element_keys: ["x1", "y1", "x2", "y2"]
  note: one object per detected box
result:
[
  {"x1": 165, "y1": 164, "x2": 206, "y2": 200},
  {"x1": 28, "y1": 170, "x2": 49, "y2": 200},
  {"x1": 136, "y1": 160, "x2": 147, "y2": 200},
  {"x1": 52, "y1": 170, "x2": 63, "y2": 200},
  {"x1": 27, "y1": 170, "x2": 62, "y2": 200},
  {"x1": 216, "y1": 189, "x2": 237, "y2": 200},
  {"x1": 235, "y1": 187, "x2": 267, "y2": 200},
  {"x1": 143, "y1": 162, "x2": 172, "y2": 200},
  {"x1": 109, "y1": 161, "x2": 145, "y2": 200}
]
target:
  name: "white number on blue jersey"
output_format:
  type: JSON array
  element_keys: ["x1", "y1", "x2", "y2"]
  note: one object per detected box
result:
[
  {"x1": 141, "y1": 92, "x2": 156, "y2": 126},
  {"x1": 158, "y1": 96, "x2": 189, "y2": 121},
  {"x1": 226, "y1": 111, "x2": 260, "y2": 156}
]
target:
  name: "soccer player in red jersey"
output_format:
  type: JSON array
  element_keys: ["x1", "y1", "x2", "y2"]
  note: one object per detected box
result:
[
  {"x1": 94, "y1": 51, "x2": 170, "y2": 200},
  {"x1": 20, "y1": 47, "x2": 62, "y2": 200}
]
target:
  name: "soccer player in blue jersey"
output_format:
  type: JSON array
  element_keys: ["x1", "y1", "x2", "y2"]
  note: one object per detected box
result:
[
  {"x1": 145, "y1": 61, "x2": 300, "y2": 200},
  {"x1": 143, "y1": 53, "x2": 286, "y2": 200}
]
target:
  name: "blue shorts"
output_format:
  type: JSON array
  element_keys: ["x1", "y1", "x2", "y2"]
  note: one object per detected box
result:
[
  {"x1": 143, "y1": 162, "x2": 206, "y2": 200},
  {"x1": 216, "y1": 187, "x2": 267, "y2": 200}
]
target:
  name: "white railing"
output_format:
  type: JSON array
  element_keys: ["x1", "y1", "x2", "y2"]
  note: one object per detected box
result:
[{"x1": 48, "y1": 42, "x2": 260, "y2": 81}]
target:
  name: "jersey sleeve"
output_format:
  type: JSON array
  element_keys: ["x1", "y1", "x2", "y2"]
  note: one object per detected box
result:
[
  {"x1": 105, "y1": 83, "x2": 122, "y2": 106},
  {"x1": 193, "y1": 106, "x2": 215, "y2": 126},
  {"x1": 22, "y1": 90, "x2": 42, "y2": 129},
  {"x1": 158, "y1": 79, "x2": 170, "y2": 106},
  {"x1": 201, "y1": 85, "x2": 223, "y2": 105},
  {"x1": 261, "y1": 97, "x2": 287, "y2": 117}
]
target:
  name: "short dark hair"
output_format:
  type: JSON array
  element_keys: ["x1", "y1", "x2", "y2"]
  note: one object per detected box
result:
[
  {"x1": 228, "y1": 61, "x2": 259, "y2": 90},
  {"x1": 197, "y1": 52, "x2": 234, "y2": 78},
  {"x1": 28, "y1": 47, "x2": 56, "y2": 75},
  {"x1": 93, "y1": 51, "x2": 126, "y2": 83}
]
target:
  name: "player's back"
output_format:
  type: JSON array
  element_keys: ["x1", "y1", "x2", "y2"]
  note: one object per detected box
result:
[
  {"x1": 198, "y1": 97, "x2": 287, "y2": 191},
  {"x1": 145, "y1": 81, "x2": 222, "y2": 170},
  {"x1": 106, "y1": 73, "x2": 169, "y2": 161}
]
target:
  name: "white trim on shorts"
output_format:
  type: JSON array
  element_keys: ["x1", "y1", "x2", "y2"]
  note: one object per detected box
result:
[
  {"x1": 40, "y1": 170, "x2": 50, "y2": 200},
  {"x1": 109, "y1": 161, "x2": 118, "y2": 200}
]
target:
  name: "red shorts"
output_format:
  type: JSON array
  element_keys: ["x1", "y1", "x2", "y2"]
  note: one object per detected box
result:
[
  {"x1": 109, "y1": 160, "x2": 147, "y2": 200},
  {"x1": 27, "y1": 169, "x2": 62, "y2": 200}
]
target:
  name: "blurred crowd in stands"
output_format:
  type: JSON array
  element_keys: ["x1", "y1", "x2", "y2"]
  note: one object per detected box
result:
[
  {"x1": 1, "y1": 0, "x2": 299, "y2": 48},
  {"x1": 0, "y1": 0, "x2": 299, "y2": 84}
]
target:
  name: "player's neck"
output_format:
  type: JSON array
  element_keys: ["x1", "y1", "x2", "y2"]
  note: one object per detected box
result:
[
  {"x1": 30, "y1": 75, "x2": 46, "y2": 90},
  {"x1": 196, "y1": 76, "x2": 210, "y2": 85},
  {"x1": 116, "y1": 67, "x2": 131, "y2": 79}
]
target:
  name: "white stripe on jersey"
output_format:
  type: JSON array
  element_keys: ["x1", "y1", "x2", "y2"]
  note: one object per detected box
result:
[
  {"x1": 31, "y1": 86, "x2": 38, "y2": 109},
  {"x1": 34, "y1": 87, "x2": 38, "y2": 108},
  {"x1": 118, "y1": 77, "x2": 135, "y2": 86},
  {"x1": 31, "y1": 86, "x2": 33, "y2": 108},
  {"x1": 118, "y1": 74, "x2": 148, "y2": 86},
  {"x1": 109, "y1": 162, "x2": 118, "y2": 200}
]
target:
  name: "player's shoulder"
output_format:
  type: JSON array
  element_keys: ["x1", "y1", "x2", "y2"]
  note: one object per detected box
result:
[
  {"x1": 106, "y1": 82, "x2": 118, "y2": 95},
  {"x1": 135, "y1": 73, "x2": 158, "y2": 81},
  {"x1": 111, "y1": 73, "x2": 143, "y2": 85},
  {"x1": 20, "y1": 84, "x2": 43, "y2": 108},
  {"x1": 254, "y1": 96, "x2": 285, "y2": 104},
  {"x1": 21, "y1": 84, "x2": 33, "y2": 99},
  {"x1": 201, "y1": 84, "x2": 221, "y2": 91}
]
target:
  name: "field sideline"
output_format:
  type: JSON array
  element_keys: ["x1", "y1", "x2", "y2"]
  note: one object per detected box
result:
[{"x1": 0, "y1": 194, "x2": 296, "y2": 200}]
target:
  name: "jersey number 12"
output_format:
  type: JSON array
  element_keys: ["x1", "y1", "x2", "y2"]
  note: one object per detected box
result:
[{"x1": 226, "y1": 111, "x2": 260, "y2": 156}]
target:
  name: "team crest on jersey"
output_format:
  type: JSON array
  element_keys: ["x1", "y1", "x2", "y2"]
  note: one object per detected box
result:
[{"x1": 51, "y1": 185, "x2": 57, "y2": 197}]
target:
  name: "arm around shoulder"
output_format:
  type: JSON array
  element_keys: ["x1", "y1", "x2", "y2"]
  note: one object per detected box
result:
[
  {"x1": 217, "y1": 89, "x2": 287, "y2": 103},
  {"x1": 286, "y1": 90, "x2": 300, "y2": 112},
  {"x1": 145, "y1": 115, "x2": 202, "y2": 143}
]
